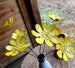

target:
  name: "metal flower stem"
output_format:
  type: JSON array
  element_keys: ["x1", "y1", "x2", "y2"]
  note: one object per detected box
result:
[
  {"x1": 29, "y1": 47, "x2": 38, "y2": 57},
  {"x1": 39, "y1": 43, "x2": 45, "y2": 54},
  {"x1": 45, "y1": 50, "x2": 55, "y2": 57},
  {"x1": 39, "y1": 44, "x2": 42, "y2": 54},
  {"x1": 42, "y1": 44, "x2": 45, "y2": 54}
]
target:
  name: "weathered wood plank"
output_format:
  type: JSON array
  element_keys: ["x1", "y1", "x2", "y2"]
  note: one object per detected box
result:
[
  {"x1": 0, "y1": 13, "x2": 31, "y2": 67},
  {"x1": 0, "y1": 7, "x2": 19, "y2": 20},
  {"x1": 0, "y1": 0, "x2": 41, "y2": 67},
  {"x1": 18, "y1": 0, "x2": 37, "y2": 47},
  {"x1": 0, "y1": 13, "x2": 24, "y2": 42},
  {"x1": 0, "y1": 0, "x2": 17, "y2": 7},
  {"x1": 0, "y1": 0, "x2": 7, "y2": 2},
  {"x1": 0, "y1": 0, "x2": 19, "y2": 20},
  {"x1": 0, "y1": 0, "x2": 32, "y2": 67},
  {"x1": 18, "y1": 0, "x2": 41, "y2": 47},
  {"x1": 30, "y1": 0, "x2": 41, "y2": 25},
  {"x1": 0, "y1": 13, "x2": 23, "y2": 62}
]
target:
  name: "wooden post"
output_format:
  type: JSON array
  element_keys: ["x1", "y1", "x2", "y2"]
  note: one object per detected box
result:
[{"x1": 17, "y1": 0, "x2": 41, "y2": 47}]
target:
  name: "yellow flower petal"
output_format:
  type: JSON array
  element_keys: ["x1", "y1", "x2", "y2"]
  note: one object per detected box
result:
[
  {"x1": 5, "y1": 45, "x2": 13, "y2": 51},
  {"x1": 52, "y1": 28, "x2": 61, "y2": 35},
  {"x1": 49, "y1": 24, "x2": 56, "y2": 30},
  {"x1": 48, "y1": 14, "x2": 56, "y2": 20},
  {"x1": 57, "y1": 50, "x2": 63, "y2": 58},
  {"x1": 21, "y1": 28, "x2": 27, "y2": 34},
  {"x1": 50, "y1": 37, "x2": 60, "y2": 43},
  {"x1": 63, "y1": 53, "x2": 68, "y2": 61},
  {"x1": 42, "y1": 23, "x2": 49, "y2": 31},
  {"x1": 55, "y1": 17, "x2": 62, "y2": 21},
  {"x1": 5, "y1": 51, "x2": 13, "y2": 56},
  {"x1": 58, "y1": 37, "x2": 64, "y2": 44},
  {"x1": 15, "y1": 30, "x2": 20, "y2": 35},
  {"x1": 21, "y1": 37, "x2": 26, "y2": 44},
  {"x1": 45, "y1": 40, "x2": 53, "y2": 47},
  {"x1": 31, "y1": 30, "x2": 40, "y2": 37},
  {"x1": 36, "y1": 37, "x2": 44, "y2": 44},
  {"x1": 67, "y1": 47, "x2": 75, "y2": 53},
  {"x1": 69, "y1": 39, "x2": 74, "y2": 45},
  {"x1": 11, "y1": 51, "x2": 19, "y2": 56},
  {"x1": 3, "y1": 21, "x2": 9, "y2": 27},
  {"x1": 9, "y1": 17, "x2": 14, "y2": 24},
  {"x1": 19, "y1": 44, "x2": 30, "y2": 52},
  {"x1": 2, "y1": 17, "x2": 14, "y2": 29},
  {"x1": 56, "y1": 44, "x2": 61, "y2": 50},
  {"x1": 35, "y1": 24, "x2": 42, "y2": 33},
  {"x1": 10, "y1": 39, "x2": 16, "y2": 45},
  {"x1": 48, "y1": 14, "x2": 62, "y2": 21},
  {"x1": 24, "y1": 44, "x2": 30, "y2": 48},
  {"x1": 12, "y1": 33, "x2": 17, "y2": 39},
  {"x1": 66, "y1": 52, "x2": 73, "y2": 58},
  {"x1": 65, "y1": 36, "x2": 74, "y2": 45}
]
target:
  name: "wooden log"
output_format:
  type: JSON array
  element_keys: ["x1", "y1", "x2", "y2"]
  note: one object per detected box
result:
[{"x1": 21, "y1": 45, "x2": 75, "y2": 68}]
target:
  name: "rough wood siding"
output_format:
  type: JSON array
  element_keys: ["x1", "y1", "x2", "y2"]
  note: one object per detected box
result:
[{"x1": 0, "y1": 0, "x2": 31, "y2": 67}]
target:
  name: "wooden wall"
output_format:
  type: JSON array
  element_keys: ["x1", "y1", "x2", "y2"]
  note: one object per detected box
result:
[
  {"x1": 0, "y1": 0, "x2": 41, "y2": 67},
  {"x1": 18, "y1": 0, "x2": 41, "y2": 47},
  {"x1": 0, "y1": 0, "x2": 29, "y2": 67}
]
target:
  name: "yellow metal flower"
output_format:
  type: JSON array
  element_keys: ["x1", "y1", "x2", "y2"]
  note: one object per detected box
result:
[
  {"x1": 5, "y1": 28, "x2": 30, "y2": 56},
  {"x1": 56, "y1": 36, "x2": 75, "y2": 61},
  {"x1": 48, "y1": 14, "x2": 62, "y2": 21},
  {"x1": 31, "y1": 23, "x2": 61, "y2": 47},
  {"x1": 2, "y1": 17, "x2": 14, "y2": 29},
  {"x1": 12, "y1": 28, "x2": 26, "y2": 40}
]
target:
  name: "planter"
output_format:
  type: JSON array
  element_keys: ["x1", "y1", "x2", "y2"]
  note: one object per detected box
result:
[{"x1": 21, "y1": 45, "x2": 75, "y2": 68}]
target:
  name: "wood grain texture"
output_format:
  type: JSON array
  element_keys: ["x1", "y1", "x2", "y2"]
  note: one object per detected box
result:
[
  {"x1": 0, "y1": 0, "x2": 17, "y2": 10},
  {"x1": 0, "y1": 13, "x2": 29, "y2": 66},
  {"x1": 0, "y1": 0, "x2": 31, "y2": 67},
  {"x1": 30, "y1": 0, "x2": 41, "y2": 25},
  {"x1": 0, "y1": 0, "x2": 19, "y2": 20},
  {"x1": 18, "y1": 0, "x2": 38, "y2": 47},
  {"x1": 0, "y1": 0, "x2": 7, "y2": 2}
]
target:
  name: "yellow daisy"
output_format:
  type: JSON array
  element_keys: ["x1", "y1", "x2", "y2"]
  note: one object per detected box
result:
[
  {"x1": 5, "y1": 28, "x2": 30, "y2": 56},
  {"x1": 56, "y1": 36, "x2": 75, "y2": 61},
  {"x1": 48, "y1": 14, "x2": 62, "y2": 21},
  {"x1": 31, "y1": 23, "x2": 61, "y2": 47}
]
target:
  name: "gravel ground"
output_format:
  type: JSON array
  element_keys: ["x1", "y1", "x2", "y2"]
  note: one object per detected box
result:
[
  {"x1": 37, "y1": 0, "x2": 75, "y2": 40},
  {"x1": 37, "y1": 0, "x2": 75, "y2": 20}
]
